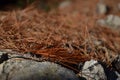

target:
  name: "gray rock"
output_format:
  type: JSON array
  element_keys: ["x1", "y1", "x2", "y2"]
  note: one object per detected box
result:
[
  {"x1": 59, "y1": 0, "x2": 71, "y2": 9},
  {"x1": 96, "y1": 2, "x2": 108, "y2": 15},
  {"x1": 78, "y1": 60, "x2": 107, "y2": 80},
  {"x1": 97, "y1": 15, "x2": 120, "y2": 28},
  {"x1": 106, "y1": 15, "x2": 120, "y2": 27},
  {"x1": 0, "y1": 58, "x2": 79, "y2": 80}
]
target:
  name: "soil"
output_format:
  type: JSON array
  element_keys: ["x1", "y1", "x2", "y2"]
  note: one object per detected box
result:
[{"x1": 0, "y1": 0, "x2": 120, "y2": 72}]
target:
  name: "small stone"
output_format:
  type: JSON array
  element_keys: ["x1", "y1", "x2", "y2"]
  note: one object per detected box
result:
[
  {"x1": 96, "y1": 2, "x2": 108, "y2": 15},
  {"x1": 106, "y1": 15, "x2": 114, "y2": 23},
  {"x1": 111, "y1": 15, "x2": 120, "y2": 27},
  {"x1": 79, "y1": 60, "x2": 107, "y2": 80},
  {"x1": 59, "y1": 0, "x2": 71, "y2": 9},
  {"x1": 93, "y1": 40, "x2": 103, "y2": 46},
  {"x1": 97, "y1": 15, "x2": 120, "y2": 29}
]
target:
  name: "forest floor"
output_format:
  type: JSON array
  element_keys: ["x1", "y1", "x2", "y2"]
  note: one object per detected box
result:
[{"x1": 0, "y1": 0, "x2": 120, "y2": 73}]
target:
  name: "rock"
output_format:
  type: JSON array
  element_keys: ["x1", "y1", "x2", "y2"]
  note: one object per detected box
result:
[
  {"x1": 93, "y1": 40, "x2": 103, "y2": 47},
  {"x1": 96, "y1": 2, "x2": 108, "y2": 15},
  {"x1": 0, "y1": 58, "x2": 79, "y2": 80},
  {"x1": 59, "y1": 0, "x2": 71, "y2": 9},
  {"x1": 97, "y1": 15, "x2": 120, "y2": 29},
  {"x1": 78, "y1": 60, "x2": 107, "y2": 80},
  {"x1": 106, "y1": 15, "x2": 120, "y2": 27}
]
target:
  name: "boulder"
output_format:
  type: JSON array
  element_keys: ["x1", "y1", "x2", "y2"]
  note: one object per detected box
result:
[{"x1": 0, "y1": 58, "x2": 79, "y2": 80}]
